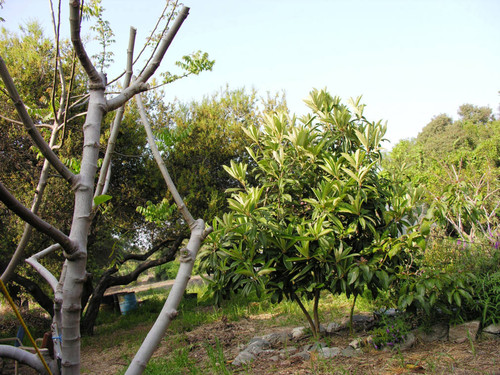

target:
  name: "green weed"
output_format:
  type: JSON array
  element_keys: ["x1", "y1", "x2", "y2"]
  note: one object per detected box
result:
[{"x1": 204, "y1": 338, "x2": 231, "y2": 375}]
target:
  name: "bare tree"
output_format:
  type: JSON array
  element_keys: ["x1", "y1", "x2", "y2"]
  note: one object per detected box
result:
[{"x1": 0, "y1": 2, "x2": 211, "y2": 374}]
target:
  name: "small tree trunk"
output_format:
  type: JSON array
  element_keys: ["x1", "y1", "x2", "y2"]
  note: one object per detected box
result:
[
  {"x1": 60, "y1": 83, "x2": 106, "y2": 374},
  {"x1": 124, "y1": 220, "x2": 206, "y2": 375},
  {"x1": 313, "y1": 290, "x2": 321, "y2": 335},
  {"x1": 292, "y1": 291, "x2": 318, "y2": 339},
  {"x1": 349, "y1": 293, "x2": 358, "y2": 335}
]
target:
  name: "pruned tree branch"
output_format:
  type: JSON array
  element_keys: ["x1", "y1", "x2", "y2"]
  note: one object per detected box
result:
[
  {"x1": 95, "y1": 27, "x2": 137, "y2": 200},
  {"x1": 136, "y1": 0, "x2": 180, "y2": 79},
  {"x1": 11, "y1": 273, "x2": 55, "y2": 317},
  {"x1": 107, "y1": 0, "x2": 178, "y2": 86},
  {"x1": 0, "y1": 345, "x2": 53, "y2": 374},
  {"x1": 0, "y1": 180, "x2": 78, "y2": 255},
  {"x1": 135, "y1": 92, "x2": 194, "y2": 226},
  {"x1": 26, "y1": 256, "x2": 59, "y2": 293},
  {"x1": 106, "y1": 6, "x2": 190, "y2": 112},
  {"x1": 125, "y1": 220, "x2": 210, "y2": 375},
  {"x1": 81, "y1": 237, "x2": 184, "y2": 335},
  {"x1": 69, "y1": 0, "x2": 103, "y2": 87},
  {"x1": 0, "y1": 55, "x2": 76, "y2": 185}
]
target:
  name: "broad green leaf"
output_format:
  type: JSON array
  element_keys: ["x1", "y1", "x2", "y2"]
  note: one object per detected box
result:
[
  {"x1": 257, "y1": 268, "x2": 276, "y2": 276},
  {"x1": 94, "y1": 194, "x2": 112, "y2": 206},
  {"x1": 348, "y1": 267, "x2": 359, "y2": 285}
]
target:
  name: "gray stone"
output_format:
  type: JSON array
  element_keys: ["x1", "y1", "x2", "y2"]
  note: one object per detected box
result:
[
  {"x1": 449, "y1": 321, "x2": 480, "y2": 343},
  {"x1": 349, "y1": 338, "x2": 361, "y2": 349},
  {"x1": 325, "y1": 322, "x2": 342, "y2": 333},
  {"x1": 483, "y1": 324, "x2": 500, "y2": 335},
  {"x1": 341, "y1": 346, "x2": 360, "y2": 357},
  {"x1": 317, "y1": 347, "x2": 341, "y2": 358},
  {"x1": 374, "y1": 308, "x2": 398, "y2": 318},
  {"x1": 269, "y1": 355, "x2": 280, "y2": 362},
  {"x1": 279, "y1": 347, "x2": 298, "y2": 357},
  {"x1": 246, "y1": 338, "x2": 271, "y2": 354},
  {"x1": 290, "y1": 351, "x2": 310, "y2": 361},
  {"x1": 291, "y1": 326, "x2": 307, "y2": 339},
  {"x1": 383, "y1": 308, "x2": 398, "y2": 317},
  {"x1": 232, "y1": 350, "x2": 255, "y2": 366},
  {"x1": 304, "y1": 342, "x2": 327, "y2": 352},
  {"x1": 340, "y1": 314, "x2": 376, "y2": 331},
  {"x1": 261, "y1": 349, "x2": 277, "y2": 354},
  {"x1": 482, "y1": 324, "x2": 500, "y2": 341},
  {"x1": 416, "y1": 323, "x2": 449, "y2": 342},
  {"x1": 261, "y1": 332, "x2": 291, "y2": 346},
  {"x1": 399, "y1": 332, "x2": 416, "y2": 350}
]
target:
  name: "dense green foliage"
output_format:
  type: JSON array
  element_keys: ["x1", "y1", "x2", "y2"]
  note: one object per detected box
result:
[
  {"x1": 385, "y1": 102, "x2": 500, "y2": 326},
  {"x1": 201, "y1": 90, "x2": 427, "y2": 336},
  {"x1": 385, "y1": 103, "x2": 499, "y2": 241}
]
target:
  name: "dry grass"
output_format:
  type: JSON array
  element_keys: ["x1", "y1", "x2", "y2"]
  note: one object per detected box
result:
[{"x1": 80, "y1": 310, "x2": 500, "y2": 375}]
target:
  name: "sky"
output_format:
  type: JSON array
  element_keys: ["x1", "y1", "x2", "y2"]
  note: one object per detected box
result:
[{"x1": 2, "y1": 0, "x2": 500, "y2": 147}]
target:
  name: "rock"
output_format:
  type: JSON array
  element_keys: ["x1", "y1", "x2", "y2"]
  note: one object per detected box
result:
[
  {"x1": 246, "y1": 338, "x2": 271, "y2": 354},
  {"x1": 232, "y1": 350, "x2": 255, "y2": 366},
  {"x1": 261, "y1": 332, "x2": 291, "y2": 346},
  {"x1": 400, "y1": 332, "x2": 416, "y2": 350},
  {"x1": 449, "y1": 321, "x2": 480, "y2": 343},
  {"x1": 482, "y1": 324, "x2": 500, "y2": 340},
  {"x1": 290, "y1": 351, "x2": 310, "y2": 361},
  {"x1": 349, "y1": 336, "x2": 372, "y2": 349},
  {"x1": 269, "y1": 355, "x2": 280, "y2": 362},
  {"x1": 291, "y1": 326, "x2": 307, "y2": 339},
  {"x1": 415, "y1": 323, "x2": 448, "y2": 342},
  {"x1": 483, "y1": 324, "x2": 500, "y2": 335},
  {"x1": 317, "y1": 347, "x2": 341, "y2": 358},
  {"x1": 349, "y1": 338, "x2": 361, "y2": 349},
  {"x1": 304, "y1": 342, "x2": 327, "y2": 352},
  {"x1": 279, "y1": 347, "x2": 298, "y2": 358},
  {"x1": 341, "y1": 314, "x2": 376, "y2": 331},
  {"x1": 341, "y1": 346, "x2": 360, "y2": 357},
  {"x1": 374, "y1": 308, "x2": 398, "y2": 318},
  {"x1": 325, "y1": 322, "x2": 342, "y2": 333}
]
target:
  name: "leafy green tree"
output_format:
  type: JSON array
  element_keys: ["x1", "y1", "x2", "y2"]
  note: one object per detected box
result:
[
  {"x1": 384, "y1": 102, "x2": 500, "y2": 325},
  {"x1": 386, "y1": 103, "x2": 500, "y2": 241},
  {"x1": 458, "y1": 103, "x2": 493, "y2": 125},
  {"x1": 160, "y1": 88, "x2": 267, "y2": 221},
  {"x1": 202, "y1": 89, "x2": 426, "y2": 337}
]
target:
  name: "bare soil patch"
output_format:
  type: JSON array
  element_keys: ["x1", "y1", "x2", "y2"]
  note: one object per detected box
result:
[{"x1": 81, "y1": 314, "x2": 500, "y2": 374}]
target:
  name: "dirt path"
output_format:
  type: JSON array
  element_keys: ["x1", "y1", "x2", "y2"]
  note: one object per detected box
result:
[{"x1": 104, "y1": 275, "x2": 205, "y2": 296}]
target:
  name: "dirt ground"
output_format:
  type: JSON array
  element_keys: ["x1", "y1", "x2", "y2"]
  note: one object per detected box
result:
[
  {"x1": 80, "y1": 314, "x2": 500, "y2": 375},
  {"x1": 2, "y1": 282, "x2": 499, "y2": 374}
]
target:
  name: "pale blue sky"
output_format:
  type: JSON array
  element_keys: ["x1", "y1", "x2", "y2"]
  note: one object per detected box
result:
[{"x1": 3, "y1": 0, "x2": 500, "y2": 146}]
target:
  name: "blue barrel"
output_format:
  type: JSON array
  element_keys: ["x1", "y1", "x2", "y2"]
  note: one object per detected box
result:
[{"x1": 118, "y1": 292, "x2": 137, "y2": 315}]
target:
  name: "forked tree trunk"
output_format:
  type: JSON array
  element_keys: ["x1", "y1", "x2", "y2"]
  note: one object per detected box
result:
[
  {"x1": 0, "y1": 3, "x2": 193, "y2": 374},
  {"x1": 59, "y1": 83, "x2": 106, "y2": 373}
]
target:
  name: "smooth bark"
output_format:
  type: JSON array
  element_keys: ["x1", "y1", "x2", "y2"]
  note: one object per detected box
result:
[
  {"x1": 95, "y1": 27, "x2": 136, "y2": 199},
  {"x1": 106, "y1": 6, "x2": 190, "y2": 112},
  {"x1": 0, "y1": 345, "x2": 55, "y2": 374},
  {"x1": 136, "y1": 93, "x2": 194, "y2": 225},
  {"x1": 123, "y1": 94, "x2": 211, "y2": 374},
  {"x1": 1, "y1": 2, "x2": 193, "y2": 373},
  {"x1": 58, "y1": 84, "x2": 106, "y2": 373},
  {"x1": 125, "y1": 220, "x2": 207, "y2": 375}
]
